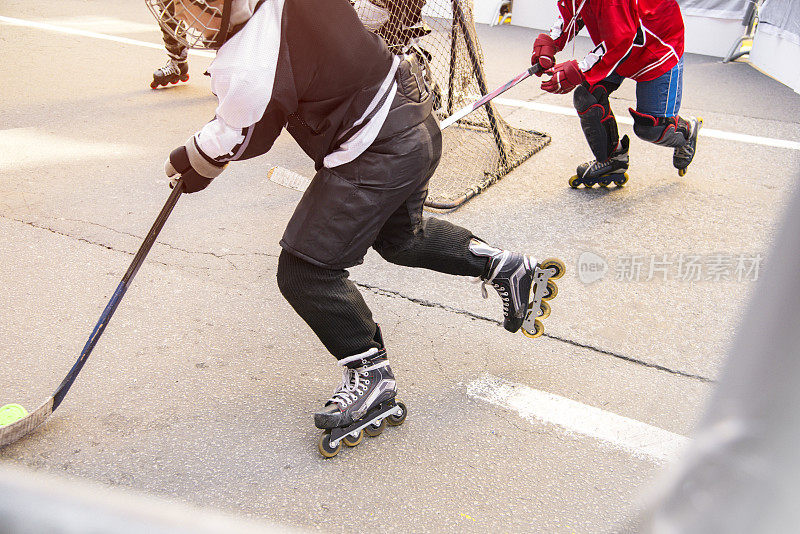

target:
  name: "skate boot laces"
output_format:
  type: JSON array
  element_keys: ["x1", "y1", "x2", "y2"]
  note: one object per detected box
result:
[
  {"x1": 157, "y1": 59, "x2": 183, "y2": 77},
  {"x1": 582, "y1": 152, "x2": 626, "y2": 178},
  {"x1": 479, "y1": 251, "x2": 532, "y2": 319},
  {"x1": 327, "y1": 349, "x2": 389, "y2": 410},
  {"x1": 480, "y1": 279, "x2": 510, "y2": 316}
]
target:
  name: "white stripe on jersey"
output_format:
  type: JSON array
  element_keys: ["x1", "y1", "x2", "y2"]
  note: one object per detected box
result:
[
  {"x1": 324, "y1": 55, "x2": 400, "y2": 168},
  {"x1": 630, "y1": 24, "x2": 680, "y2": 79}
]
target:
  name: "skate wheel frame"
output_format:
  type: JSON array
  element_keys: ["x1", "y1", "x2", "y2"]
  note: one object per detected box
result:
[
  {"x1": 540, "y1": 258, "x2": 565, "y2": 280},
  {"x1": 569, "y1": 173, "x2": 629, "y2": 188},
  {"x1": 538, "y1": 300, "x2": 551, "y2": 320},
  {"x1": 317, "y1": 400, "x2": 407, "y2": 458},
  {"x1": 521, "y1": 318, "x2": 544, "y2": 338},
  {"x1": 520, "y1": 258, "x2": 565, "y2": 340}
]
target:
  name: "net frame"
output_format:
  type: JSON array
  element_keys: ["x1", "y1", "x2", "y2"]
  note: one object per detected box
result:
[{"x1": 355, "y1": 0, "x2": 551, "y2": 210}]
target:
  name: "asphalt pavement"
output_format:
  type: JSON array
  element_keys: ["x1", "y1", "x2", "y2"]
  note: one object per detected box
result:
[{"x1": 1, "y1": 1, "x2": 799, "y2": 532}]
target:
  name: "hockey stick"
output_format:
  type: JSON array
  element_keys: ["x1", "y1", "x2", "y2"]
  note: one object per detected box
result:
[
  {"x1": 267, "y1": 63, "x2": 543, "y2": 193},
  {"x1": 0, "y1": 180, "x2": 185, "y2": 447},
  {"x1": 438, "y1": 63, "x2": 542, "y2": 129}
]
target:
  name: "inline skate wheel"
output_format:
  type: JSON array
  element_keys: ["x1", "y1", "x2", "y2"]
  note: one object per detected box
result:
[
  {"x1": 342, "y1": 429, "x2": 364, "y2": 447},
  {"x1": 540, "y1": 258, "x2": 566, "y2": 280},
  {"x1": 568, "y1": 175, "x2": 581, "y2": 188},
  {"x1": 542, "y1": 279, "x2": 558, "y2": 301},
  {"x1": 521, "y1": 318, "x2": 544, "y2": 339},
  {"x1": 678, "y1": 168, "x2": 687, "y2": 177},
  {"x1": 614, "y1": 173, "x2": 629, "y2": 186},
  {"x1": 364, "y1": 418, "x2": 387, "y2": 437},
  {"x1": 319, "y1": 432, "x2": 341, "y2": 458},
  {"x1": 537, "y1": 300, "x2": 551, "y2": 320},
  {"x1": 386, "y1": 401, "x2": 407, "y2": 426}
]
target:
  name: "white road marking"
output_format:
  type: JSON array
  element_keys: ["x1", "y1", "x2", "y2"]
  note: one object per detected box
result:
[
  {"x1": 0, "y1": 15, "x2": 214, "y2": 58},
  {"x1": 466, "y1": 374, "x2": 690, "y2": 462},
  {"x1": 2, "y1": 14, "x2": 797, "y2": 151},
  {"x1": 493, "y1": 97, "x2": 800, "y2": 151},
  {"x1": 34, "y1": 16, "x2": 158, "y2": 35},
  {"x1": 0, "y1": 128, "x2": 143, "y2": 171}
]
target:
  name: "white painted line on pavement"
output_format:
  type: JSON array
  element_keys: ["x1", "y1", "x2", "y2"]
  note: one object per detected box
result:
[
  {"x1": 3, "y1": 14, "x2": 797, "y2": 151},
  {"x1": 466, "y1": 374, "x2": 690, "y2": 462},
  {"x1": 35, "y1": 16, "x2": 158, "y2": 35},
  {"x1": 0, "y1": 15, "x2": 215, "y2": 58},
  {"x1": 493, "y1": 97, "x2": 800, "y2": 151}
]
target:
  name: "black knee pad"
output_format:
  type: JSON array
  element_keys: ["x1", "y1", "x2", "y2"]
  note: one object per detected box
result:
[
  {"x1": 276, "y1": 249, "x2": 309, "y2": 305},
  {"x1": 373, "y1": 217, "x2": 485, "y2": 277},
  {"x1": 573, "y1": 84, "x2": 619, "y2": 161},
  {"x1": 629, "y1": 108, "x2": 690, "y2": 148},
  {"x1": 277, "y1": 249, "x2": 378, "y2": 358}
]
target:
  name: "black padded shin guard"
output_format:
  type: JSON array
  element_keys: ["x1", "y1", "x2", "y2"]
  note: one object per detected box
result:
[
  {"x1": 629, "y1": 109, "x2": 691, "y2": 148},
  {"x1": 277, "y1": 250, "x2": 378, "y2": 360},
  {"x1": 574, "y1": 84, "x2": 620, "y2": 162},
  {"x1": 374, "y1": 217, "x2": 487, "y2": 277}
]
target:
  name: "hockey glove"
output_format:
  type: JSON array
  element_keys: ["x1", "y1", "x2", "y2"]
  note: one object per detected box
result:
[
  {"x1": 164, "y1": 143, "x2": 226, "y2": 193},
  {"x1": 531, "y1": 34, "x2": 558, "y2": 73},
  {"x1": 541, "y1": 60, "x2": 584, "y2": 95}
]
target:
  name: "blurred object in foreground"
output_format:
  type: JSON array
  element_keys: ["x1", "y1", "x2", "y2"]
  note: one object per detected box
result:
[
  {"x1": 632, "y1": 174, "x2": 800, "y2": 533},
  {"x1": 0, "y1": 464, "x2": 306, "y2": 534}
]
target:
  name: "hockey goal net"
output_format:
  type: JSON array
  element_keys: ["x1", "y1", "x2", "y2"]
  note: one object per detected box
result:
[{"x1": 354, "y1": 0, "x2": 550, "y2": 209}]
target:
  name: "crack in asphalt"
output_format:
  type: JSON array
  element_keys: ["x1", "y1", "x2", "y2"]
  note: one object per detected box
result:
[
  {"x1": 3, "y1": 214, "x2": 714, "y2": 383},
  {"x1": 2, "y1": 215, "x2": 278, "y2": 269},
  {"x1": 355, "y1": 282, "x2": 714, "y2": 384}
]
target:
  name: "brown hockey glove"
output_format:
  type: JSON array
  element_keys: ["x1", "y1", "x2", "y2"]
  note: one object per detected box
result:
[{"x1": 164, "y1": 143, "x2": 226, "y2": 193}]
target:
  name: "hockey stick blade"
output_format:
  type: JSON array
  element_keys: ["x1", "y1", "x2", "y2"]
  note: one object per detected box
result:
[
  {"x1": 439, "y1": 63, "x2": 541, "y2": 130},
  {"x1": 268, "y1": 166, "x2": 311, "y2": 193},
  {"x1": 0, "y1": 180, "x2": 184, "y2": 448}
]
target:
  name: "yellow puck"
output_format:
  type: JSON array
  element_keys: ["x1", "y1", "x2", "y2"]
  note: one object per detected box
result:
[{"x1": 0, "y1": 404, "x2": 28, "y2": 427}]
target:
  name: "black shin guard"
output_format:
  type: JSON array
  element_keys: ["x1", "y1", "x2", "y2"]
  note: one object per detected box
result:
[
  {"x1": 629, "y1": 108, "x2": 691, "y2": 148},
  {"x1": 374, "y1": 217, "x2": 486, "y2": 277},
  {"x1": 277, "y1": 250, "x2": 378, "y2": 359},
  {"x1": 573, "y1": 83, "x2": 620, "y2": 162}
]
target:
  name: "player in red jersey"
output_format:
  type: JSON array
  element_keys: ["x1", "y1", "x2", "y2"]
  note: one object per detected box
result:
[{"x1": 531, "y1": 0, "x2": 702, "y2": 187}]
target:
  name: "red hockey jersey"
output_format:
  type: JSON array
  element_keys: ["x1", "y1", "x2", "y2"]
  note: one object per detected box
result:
[{"x1": 549, "y1": 0, "x2": 685, "y2": 86}]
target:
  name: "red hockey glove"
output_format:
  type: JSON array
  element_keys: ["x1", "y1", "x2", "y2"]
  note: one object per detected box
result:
[
  {"x1": 164, "y1": 144, "x2": 226, "y2": 193},
  {"x1": 541, "y1": 60, "x2": 584, "y2": 94},
  {"x1": 531, "y1": 34, "x2": 557, "y2": 73}
]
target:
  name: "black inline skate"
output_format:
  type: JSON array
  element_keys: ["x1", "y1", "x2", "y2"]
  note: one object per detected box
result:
[
  {"x1": 470, "y1": 239, "x2": 565, "y2": 338},
  {"x1": 674, "y1": 117, "x2": 703, "y2": 176},
  {"x1": 315, "y1": 336, "x2": 407, "y2": 458},
  {"x1": 569, "y1": 135, "x2": 630, "y2": 188},
  {"x1": 151, "y1": 58, "x2": 189, "y2": 89}
]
